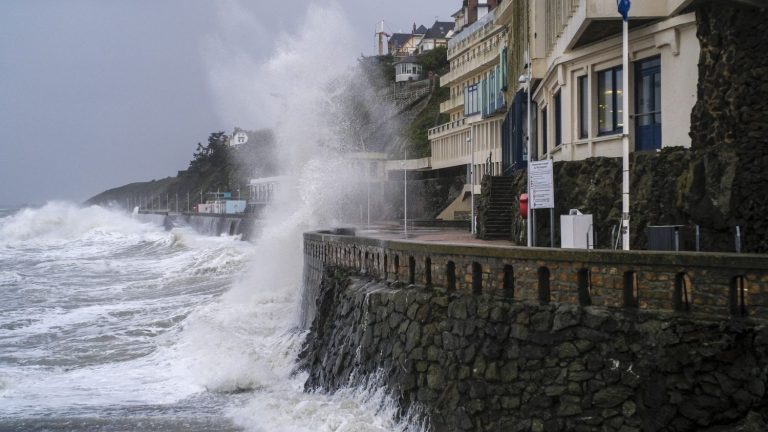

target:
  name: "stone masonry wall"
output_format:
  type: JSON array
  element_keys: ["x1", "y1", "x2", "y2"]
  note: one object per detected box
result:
[
  {"x1": 299, "y1": 232, "x2": 768, "y2": 431},
  {"x1": 300, "y1": 272, "x2": 768, "y2": 431},
  {"x1": 687, "y1": 2, "x2": 768, "y2": 253}
]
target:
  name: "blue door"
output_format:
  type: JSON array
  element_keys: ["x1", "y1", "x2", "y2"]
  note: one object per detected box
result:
[{"x1": 635, "y1": 57, "x2": 662, "y2": 151}]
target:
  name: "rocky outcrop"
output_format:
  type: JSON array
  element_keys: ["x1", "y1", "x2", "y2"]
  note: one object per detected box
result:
[{"x1": 299, "y1": 268, "x2": 768, "y2": 431}]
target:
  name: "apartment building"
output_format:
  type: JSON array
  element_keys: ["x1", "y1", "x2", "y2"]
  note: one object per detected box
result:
[
  {"x1": 428, "y1": 0, "x2": 508, "y2": 195},
  {"x1": 500, "y1": 0, "x2": 700, "y2": 169}
]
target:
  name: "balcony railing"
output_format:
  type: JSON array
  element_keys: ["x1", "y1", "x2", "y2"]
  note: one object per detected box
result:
[
  {"x1": 441, "y1": 34, "x2": 504, "y2": 86},
  {"x1": 440, "y1": 93, "x2": 464, "y2": 113},
  {"x1": 428, "y1": 117, "x2": 468, "y2": 138},
  {"x1": 448, "y1": 8, "x2": 497, "y2": 55}
]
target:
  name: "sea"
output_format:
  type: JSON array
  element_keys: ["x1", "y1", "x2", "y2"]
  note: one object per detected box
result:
[{"x1": 0, "y1": 202, "x2": 420, "y2": 432}]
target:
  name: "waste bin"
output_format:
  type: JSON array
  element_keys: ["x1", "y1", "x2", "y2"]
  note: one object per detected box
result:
[
  {"x1": 561, "y1": 209, "x2": 593, "y2": 249},
  {"x1": 646, "y1": 225, "x2": 686, "y2": 251}
]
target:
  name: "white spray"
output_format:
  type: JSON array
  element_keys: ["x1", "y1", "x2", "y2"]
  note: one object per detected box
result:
[{"x1": 174, "y1": 2, "x2": 423, "y2": 431}]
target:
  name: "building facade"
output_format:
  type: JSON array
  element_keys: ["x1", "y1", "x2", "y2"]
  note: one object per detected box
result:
[
  {"x1": 428, "y1": 2, "x2": 508, "y2": 195},
  {"x1": 500, "y1": 0, "x2": 700, "y2": 168}
]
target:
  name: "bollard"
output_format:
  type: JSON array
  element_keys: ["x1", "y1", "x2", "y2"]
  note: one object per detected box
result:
[
  {"x1": 695, "y1": 225, "x2": 700, "y2": 252},
  {"x1": 674, "y1": 228, "x2": 680, "y2": 252}
]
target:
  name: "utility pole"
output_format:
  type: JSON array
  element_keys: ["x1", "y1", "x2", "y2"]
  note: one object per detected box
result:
[
  {"x1": 525, "y1": 50, "x2": 533, "y2": 247},
  {"x1": 469, "y1": 132, "x2": 475, "y2": 235},
  {"x1": 404, "y1": 149, "x2": 408, "y2": 239},
  {"x1": 619, "y1": 0, "x2": 631, "y2": 250}
]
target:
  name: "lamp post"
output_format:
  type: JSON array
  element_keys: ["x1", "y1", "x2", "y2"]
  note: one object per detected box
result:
[
  {"x1": 520, "y1": 50, "x2": 534, "y2": 247},
  {"x1": 404, "y1": 149, "x2": 408, "y2": 239},
  {"x1": 468, "y1": 133, "x2": 475, "y2": 235},
  {"x1": 621, "y1": 9, "x2": 631, "y2": 250}
]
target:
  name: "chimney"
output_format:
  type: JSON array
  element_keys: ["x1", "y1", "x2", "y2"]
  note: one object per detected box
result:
[
  {"x1": 413, "y1": 22, "x2": 417, "y2": 34},
  {"x1": 477, "y1": 2, "x2": 489, "y2": 20},
  {"x1": 468, "y1": 0, "x2": 479, "y2": 25}
]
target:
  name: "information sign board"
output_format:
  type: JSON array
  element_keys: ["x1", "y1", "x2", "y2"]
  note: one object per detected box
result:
[{"x1": 529, "y1": 160, "x2": 555, "y2": 209}]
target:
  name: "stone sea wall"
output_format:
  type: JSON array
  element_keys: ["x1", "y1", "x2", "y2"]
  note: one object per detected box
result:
[
  {"x1": 300, "y1": 271, "x2": 768, "y2": 431},
  {"x1": 298, "y1": 232, "x2": 768, "y2": 431}
]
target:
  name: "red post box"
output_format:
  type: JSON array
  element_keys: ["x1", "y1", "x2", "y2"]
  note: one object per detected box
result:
[{"x1": 519, "y1": 193, "x2": 529, "y2": 219}]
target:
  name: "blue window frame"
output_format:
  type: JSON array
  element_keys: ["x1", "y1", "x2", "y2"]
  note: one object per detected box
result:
[{"x1": 464, "y1": 84, "x2": 480, "y2": 116}]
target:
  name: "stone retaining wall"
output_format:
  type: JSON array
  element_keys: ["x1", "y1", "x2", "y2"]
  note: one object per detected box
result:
[
  {"x1": 299, "y1": 232, "x2": 768, "y2": 431},
  {"x1": 299, "y1": 272, "x2": 768, "y2": 431}
]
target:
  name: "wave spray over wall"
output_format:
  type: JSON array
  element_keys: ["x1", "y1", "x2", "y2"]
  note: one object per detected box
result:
[
  {"x1": 192, "y1": 2, "x2": 424, "y2": 431},
  {"x1": 0, "y1": 3, "x2": 421, "y2": 432}
]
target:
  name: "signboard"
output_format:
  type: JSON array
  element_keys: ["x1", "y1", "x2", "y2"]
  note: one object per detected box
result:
[{"x1": 529, "y1": 159, "x2": 555, "y2": 209}]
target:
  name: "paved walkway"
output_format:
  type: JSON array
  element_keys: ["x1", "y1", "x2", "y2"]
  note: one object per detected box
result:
[{"x1": 354, "y1": 224, "x2": 521, "y2": 247}]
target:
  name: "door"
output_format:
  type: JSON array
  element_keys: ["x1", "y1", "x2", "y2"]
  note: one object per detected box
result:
[{"x1": 635, "y1": 56, "x2": 662, "y2": 151}]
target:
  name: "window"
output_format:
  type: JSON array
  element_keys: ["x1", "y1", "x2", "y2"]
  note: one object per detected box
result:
[
  {"x1": 554, "y1": 91, "x2": 562, "y2": 147},
  {"x1": 578, "y1": 75, "x2": 588, "y2": 139},
  {"x1": 465, "y1": 84, "x2": 480, "y2": 116},
  {"x1": 541, "y1": 107, "x2": 548, "y2": 155},
  {"x1": 597, "y1": 66, "x2": 623, "y2": 135}
]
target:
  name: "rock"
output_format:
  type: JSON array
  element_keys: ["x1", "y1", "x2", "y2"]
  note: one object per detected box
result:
[
  {"x1": 622, "y1": 400, "x2": 637, "y2": 417},
  {"x1": 593, "y1": 386, "x2": 633, "y2": 408}
]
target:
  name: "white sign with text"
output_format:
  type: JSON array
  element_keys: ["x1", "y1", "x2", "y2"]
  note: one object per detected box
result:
[{"x1": 529, "y1": 160, "x2": 555, "y2": 209}]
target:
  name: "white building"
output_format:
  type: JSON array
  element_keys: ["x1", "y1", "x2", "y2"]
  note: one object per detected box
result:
[
  {"x1": 395, "y1": 56, "x2": 423, "y2": 83},
  {"x1": 507, "y1": 0, "x2": 700, "y2": 165},
  {"x1": 428, "y1": 2, "x2": 508, "y2": 213}
]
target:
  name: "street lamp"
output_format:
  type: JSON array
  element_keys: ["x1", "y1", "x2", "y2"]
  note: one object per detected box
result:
[
  {"x1": 468, "y1": 135, "x2": 475, "y2": 235},
  {"x1": 519, "y1": 51, "x2": 533, "y2": 247}
]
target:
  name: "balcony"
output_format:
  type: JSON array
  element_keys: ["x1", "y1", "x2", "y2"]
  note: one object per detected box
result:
[
  {"x1": 440, "y1": 93, "x2": 464, "y2": 113},
  {"x1": 448, "y1": 8, "x2": 497, "y2": 57},
  {"x1": 440, "y1": 34, "x2": 504, "y2": 86},
  {"x1": 428, "y1": 117, "x2": 468, "y2": 139},
  {"x1": 544, "y1": 0, "x2": 670, "y2": 54}
]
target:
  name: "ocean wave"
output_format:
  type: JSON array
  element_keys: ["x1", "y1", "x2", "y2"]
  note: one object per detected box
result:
[{"x1": 0, "y1": 202, "x2": 160, "y2": 246}]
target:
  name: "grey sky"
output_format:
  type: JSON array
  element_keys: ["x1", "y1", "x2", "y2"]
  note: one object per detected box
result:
[{"x1": 0, "y1": 0, "x2": 453, "y2": 206}]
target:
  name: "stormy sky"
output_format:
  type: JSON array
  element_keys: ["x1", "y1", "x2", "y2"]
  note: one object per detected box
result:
[{"x1": 0, "y1": 0, "x2": 452, "y2": 206}]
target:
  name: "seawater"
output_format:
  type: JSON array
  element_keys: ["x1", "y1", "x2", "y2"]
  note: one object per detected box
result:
[{"x1": 0, "y1": 202, "x2": 421, "y2": 432}]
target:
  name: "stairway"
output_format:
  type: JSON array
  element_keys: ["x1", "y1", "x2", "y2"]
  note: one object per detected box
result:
[{"x1": 479, "y1": 176, "x2": 517, "y2": 240}]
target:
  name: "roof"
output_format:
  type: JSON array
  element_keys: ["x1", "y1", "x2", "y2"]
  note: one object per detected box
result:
[
  {"x1": 423, "y1": 21, "x2": 456, "y2": 40},
  {"x1": 395, "y1": 55, "x2": 419, "y2": 65},
  {"x1": 415, "y1": 25, "x2": 429, "y2": 34},
  {"x1": 388, "y1": 33, "x2": 414, "y2": 48}
]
